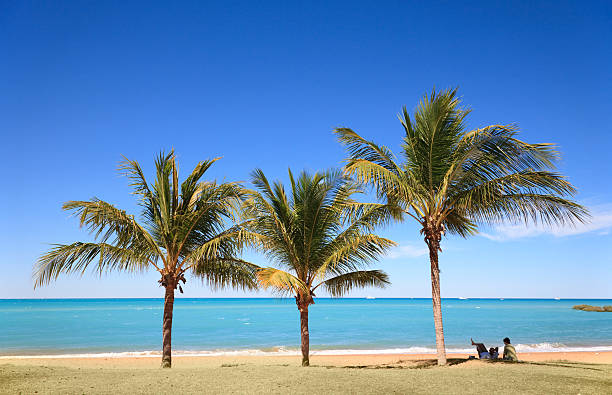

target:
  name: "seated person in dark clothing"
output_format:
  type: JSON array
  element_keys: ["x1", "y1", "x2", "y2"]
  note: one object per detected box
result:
[
  {"x1": 489, "y1": 347, "x2": 499, "y2": 359},
  {"x1": 471, "y1": 338, "x2": 491, "y2": 359}
]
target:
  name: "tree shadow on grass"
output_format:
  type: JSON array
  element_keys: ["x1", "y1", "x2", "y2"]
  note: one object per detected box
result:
[
  {"x1": 462, "y1": 359, "x2": 609, "y2": 373},
  {"x1": 323, "y1": 358, "x2": 471, "y2": 370},
  {"x1": 519, "y1": 360, "x2": 608, "y2": 372}
]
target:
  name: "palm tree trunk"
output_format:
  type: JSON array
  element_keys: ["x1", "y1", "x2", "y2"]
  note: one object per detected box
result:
[
  {"x1": 299, "y1": 305, "x2": 310, "y2": 366},
  {"x1": 428, "y1": 242, "x2": 447, "y2": 366},
  {"x1": 161, "y1": 277, "x2": 175, "y2": 368}
]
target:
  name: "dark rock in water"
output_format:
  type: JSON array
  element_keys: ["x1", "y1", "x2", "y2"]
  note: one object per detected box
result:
[{"x1": 572, "y1": 304, "x2": 612, "y2": 312}]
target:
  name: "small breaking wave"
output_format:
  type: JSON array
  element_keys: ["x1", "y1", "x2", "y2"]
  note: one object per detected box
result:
[
  {"x1": 1, "y1": 343, "x2": 611, "y2": 359},
  {"x1": 513, "y1": 343, "x2": 612, "y2": 353}
]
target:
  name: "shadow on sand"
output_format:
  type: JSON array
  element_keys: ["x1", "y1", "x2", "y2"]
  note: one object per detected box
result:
[
  {"x1": 317, "y1": 358, "x2": 608, "y2": 371},
  {"x1": 321, "y1": 358, "x2": 471, "y2": 370}
]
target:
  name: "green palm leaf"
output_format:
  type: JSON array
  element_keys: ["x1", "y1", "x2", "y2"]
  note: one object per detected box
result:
[
  {"x1": 318, "y1": 270, "x2": 389, "y2": 297},
  {"x1": 35, "y1": 151, "x2": 255, "y2": 368},
  {"x1": 240, "y1": 168, "x2": 393, "y2": 366},
  {"x1": 336, "y1": 88, "x2": 590, "y2": 366},
  {"x1": 35, "y1": 242, "x2": 152, "y2": 287}
]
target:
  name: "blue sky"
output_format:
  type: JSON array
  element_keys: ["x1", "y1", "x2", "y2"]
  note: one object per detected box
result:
[{"x1": 1, "y1": 1, "x2": 611, "y2": 299}]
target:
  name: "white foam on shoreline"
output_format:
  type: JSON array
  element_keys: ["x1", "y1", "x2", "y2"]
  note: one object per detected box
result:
[{"x1": 2, "y1": 343, "x2": 612, "y2": 359}]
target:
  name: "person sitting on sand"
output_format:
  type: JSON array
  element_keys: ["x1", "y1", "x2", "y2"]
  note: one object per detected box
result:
[
  {"x1": 503, "y1": 337, "x2": 518, "y2": 361},
  {"x1": 471, "y1": 338, "x2": 490, "y2": 359},
  {"x1": 489, "y1": 347, "x2": 499, "y2": 359}
]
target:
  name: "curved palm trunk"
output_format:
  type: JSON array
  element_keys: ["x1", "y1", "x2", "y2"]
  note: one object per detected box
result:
[
  {"x1": 428, "y1": 243, "x2": 447, "y2": 366},
  {"x1": 299, "y1": 304, "x2": 310, "y2": 366},
  {"x1": 161, "y1": 277, "x2": 176, "y2": 368}
]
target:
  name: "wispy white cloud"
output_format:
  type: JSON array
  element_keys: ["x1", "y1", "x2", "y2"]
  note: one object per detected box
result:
[
  {"x1": 479, "y1": 204, "x2": 612, "y2": 241},
  {"x1": 386, "y1": 243, "x2": 428, "y2": 259}
]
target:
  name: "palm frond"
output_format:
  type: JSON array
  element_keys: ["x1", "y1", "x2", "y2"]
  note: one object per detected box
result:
[
  {"x1": 318, "y1": 270, "x2": 389, "y2": 297},
  {"x1": 173, "y1": 181, "x2": 246, "y2": 258},
  {"x1": 34, "y1": 242, "x2": 153, "y2": 287},
  {"x1": 318, "y1": 234, "x2": 396, "y2": 277},
  {"x1": 400, "y1": 87, "x2": 469, "y2": 193},
  {"x1": 336, "y1": 88, "x2": 589, "y2": 236},
  {"x1": 256, "y1": 267, "x2": 308, "y2": 295},
  {"x1": 336, "y1": 130, "x2": 427, "y2": 217},
  {"x1": 38, "y1": 152, "x2": 257, "y2": 295},
  {"x1": 118, "y1": 156, "x2": 155, "y2": 204},
  {"x1": 192, "y1": 258, "x2": 259, "y2": 291},
  {"x1": 335, "y1": 128, "x2": 399, "y2": 173},
  {"x1": 180, "y1": 158, "x2": 221, "y2": 211},
  {"x1": 243, "y1": 168, "x2": 393, "y2": 294},
  {"x1": 442, "y1": 211, "x2": 478, "y2": 237},
  {"x1": 63, "y1": 199, "x2": 163, "y2": 259},
  {"x1": 466, "y1": 193, "x2": 588, "y2": 227},
  {"x1": 182, "y1": 225, "x2": 251, "y2": 267},
  {"x1": 244, "y1": 171, "x2": 301, "y2": 269}
]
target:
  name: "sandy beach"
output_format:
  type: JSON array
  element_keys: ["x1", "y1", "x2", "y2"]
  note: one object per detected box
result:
[
  {"x1": 2, "y1": 351, "x2": 611, "y2": 394},
  {"x1": 2, "y1": 350, "x2": 611, "y2": 368}
]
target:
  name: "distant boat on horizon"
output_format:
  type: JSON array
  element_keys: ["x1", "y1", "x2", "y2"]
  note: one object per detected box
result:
[
  {"x1": 365, "y1": 296, "x2": 376, "y2": 300},
  {"x1": 458, "y1": 297, "x2": 468, "y2": 300},
  {"x1": 554, "y1": 297, "x2": 561, "y2": 300}
]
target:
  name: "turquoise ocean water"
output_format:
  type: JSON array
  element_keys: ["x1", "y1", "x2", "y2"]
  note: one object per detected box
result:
[{"x1": 1, "y1": 298, "x2": 611, "y2": 357}]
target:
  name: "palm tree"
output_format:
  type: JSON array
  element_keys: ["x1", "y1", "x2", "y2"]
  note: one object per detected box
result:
[
  {"x1": 241, "y1": 168, "x2": 395, "y2": 366},
  {"x1": 34, "y1": 151, "x2": 257, "y2": 368},
  {"x1": 336, "y1": 88, "x2": 588, "y2": 365}
]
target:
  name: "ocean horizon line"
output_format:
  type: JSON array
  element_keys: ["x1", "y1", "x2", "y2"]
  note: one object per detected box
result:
[{"x1": 2, "y1": 297, "x2": 611, "y2": 301}]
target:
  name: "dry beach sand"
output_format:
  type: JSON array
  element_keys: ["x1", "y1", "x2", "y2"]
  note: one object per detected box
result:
[
  {"x1": 2, "y1": 350, "x2": 612, "y2": 368},
  {"x1": 2, "y1": 352, "x2": 611, "y2": 394}
]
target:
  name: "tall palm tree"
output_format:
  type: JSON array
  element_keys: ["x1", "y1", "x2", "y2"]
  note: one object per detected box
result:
[
  {"x1": 241, "y1": 168, "x2": 395, "y2": 366},
  {"x1": 34, "y1": 152, "x2": 257, "y2": 368},
  {"x1": 336, "y1": 88, "x2": 588, "y2": 365}
]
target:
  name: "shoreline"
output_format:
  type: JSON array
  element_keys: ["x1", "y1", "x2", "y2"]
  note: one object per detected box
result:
[
  {"x1": 3, "y1": 344, "x2": 612, "y2": 359},
  {"x1": 2, "y1": 351, "x2": 611, "y2": 367}
]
